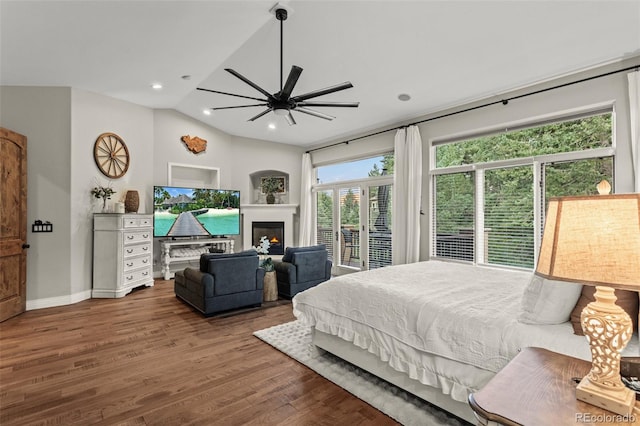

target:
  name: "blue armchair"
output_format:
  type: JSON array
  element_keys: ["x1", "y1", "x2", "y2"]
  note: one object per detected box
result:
[
  {"x1": 174, "y1": 249, "x2": 265, "y2": 316},
  {"x1": 273, "y1": 244, "x2": 332, "y2": 298}
]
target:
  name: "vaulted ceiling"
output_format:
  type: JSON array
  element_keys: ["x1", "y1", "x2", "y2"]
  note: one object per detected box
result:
[{"x1": 2, "y1": 1, "x2": 639, "y2": 147}]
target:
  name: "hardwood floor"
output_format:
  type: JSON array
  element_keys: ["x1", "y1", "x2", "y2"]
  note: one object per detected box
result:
[{"x1": 0, "y1": 280, "x2": 398, "y2": 425}]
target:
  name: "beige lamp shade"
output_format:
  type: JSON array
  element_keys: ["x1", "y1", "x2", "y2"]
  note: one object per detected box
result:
[{"x1": 535, "y1": 194, "x2": 640, "y2": 291}]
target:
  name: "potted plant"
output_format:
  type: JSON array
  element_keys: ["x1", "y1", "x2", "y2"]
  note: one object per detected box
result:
[
  {"x1": 254, "y1": 236, "x2": 277, "y2": 301},
  {"x1": 261, "y1": 176, "x2": 280, "y2": 204},
  {"x1": 91, "y1": 182, "x2": 116, "y2": 212},
  {"x1": 253, "y1": 236, "x2": 273, "y2": 269}
]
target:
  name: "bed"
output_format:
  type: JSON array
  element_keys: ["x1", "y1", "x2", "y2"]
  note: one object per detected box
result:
[{"x1": 292, "y1": 260, "x2": 640, "y2": 423}]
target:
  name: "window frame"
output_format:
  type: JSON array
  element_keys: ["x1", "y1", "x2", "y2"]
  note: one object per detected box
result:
[{"x1": 429, "y1": 106, "x2": 615, "y2": 270}]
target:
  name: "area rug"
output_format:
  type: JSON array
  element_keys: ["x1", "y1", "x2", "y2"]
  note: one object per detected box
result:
[{"x1": 253, "y1": 321, "x2": 471, "y2": 426}]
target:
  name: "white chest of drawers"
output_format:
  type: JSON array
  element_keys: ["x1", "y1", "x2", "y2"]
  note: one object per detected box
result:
[{"x1": 92, "y1": 213, "x2": 154, "y2": 298}]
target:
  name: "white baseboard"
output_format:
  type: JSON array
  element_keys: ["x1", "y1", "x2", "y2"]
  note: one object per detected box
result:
[{"x1": 26, "y1": 290, "x2": 92, "y2": 311}]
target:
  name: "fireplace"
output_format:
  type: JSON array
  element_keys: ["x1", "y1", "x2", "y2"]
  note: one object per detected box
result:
[
  {"x1": 241, "y1": 204, "x2": 297, "y2": 256},
  {"x1": 252, "y1": 221, "x2": 285, "y2": 255}
]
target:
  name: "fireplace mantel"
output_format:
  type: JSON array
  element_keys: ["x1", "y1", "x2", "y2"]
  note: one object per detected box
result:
[
  {"x1": 241, "y1": 204, "x2": 298, "y2": 252},
  {"x1": 241, "y1": 204, "x2": 299, "y2": 211}
]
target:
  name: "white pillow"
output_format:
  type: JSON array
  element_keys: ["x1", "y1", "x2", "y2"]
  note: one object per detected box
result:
[{"x1": 518, "y1": 274, "x2": 583, "y2": 325}]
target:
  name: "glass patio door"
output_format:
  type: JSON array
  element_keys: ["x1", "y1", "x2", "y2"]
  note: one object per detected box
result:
[
  {"x1": 315, "y1": 181, "x2": 393, "y2": 273},
  {"x1": 338, "y1": 186, "x2": 361, "y2": 269}
]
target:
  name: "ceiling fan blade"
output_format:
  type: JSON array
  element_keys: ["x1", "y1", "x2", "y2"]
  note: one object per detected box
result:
[
  {"x1": 292, "y1": 82, "x2": 354, "y2": 102},
  {"x1": 248, "y1": 107, "x2": 273, "y2": 122},
  {"x1": 211, "y1": 104, "x2": 269, "y2": 110},
  {"x1": 296, "y1": 101, "x2": 359, "y2": 108},
  {"x1": 197, "y1": 87, "x2": 267, "y2": 102},
  {"x1": 280, "y1": 66, "x2": 303, "y2": 100},
  {"x1": 295, "y1": 106, "x2": 335, "y2": 121},
  {"x1": 285, "y1": 112, "x2": 297, "y2": 126},
  {"x1": 225, "y1": 68, "x2": 274, "y2": 100}
]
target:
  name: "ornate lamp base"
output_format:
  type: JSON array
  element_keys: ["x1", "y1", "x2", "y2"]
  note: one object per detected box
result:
[
  {"x1": 576, "y1": 286, "x2": 635, "y2": 416},
  {"x1": 576, "y1": 377, "x2": 635, "y2": 416}
]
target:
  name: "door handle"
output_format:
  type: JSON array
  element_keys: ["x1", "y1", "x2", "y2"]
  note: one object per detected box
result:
[{"x1": 22, "y1": 243, "x2": 30, "y2": 249}]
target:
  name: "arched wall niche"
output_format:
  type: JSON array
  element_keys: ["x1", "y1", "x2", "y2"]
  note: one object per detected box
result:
[{"x1": 249, "y1": 169, "x2": 290, "y2": 204}]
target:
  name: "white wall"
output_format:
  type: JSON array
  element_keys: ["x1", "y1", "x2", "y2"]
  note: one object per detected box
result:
[
  {"x1": 306, "y1": 59, "x2": 638, "y2": 261},
  {"x1": 417, "y1": 61, "x2": 636, "y2": 260},
  {"x1": 0, "y1": 86, "x2": 157, "y2": 307},
  {"x1": 70, "y1": 88, "x2": 155, "y2": 298},
  {"x1": 152, "y1": 109, "x2": 305, "y2": 255},
  {"x1": 1, "y1": 88, "x2": 307, "y2": 308},
  {"x1": 0, "y1": 86, "x2": 73, "y2": 303},
  {"x1": 5, "y1": 59, "x2": 635, "y2": 308}
]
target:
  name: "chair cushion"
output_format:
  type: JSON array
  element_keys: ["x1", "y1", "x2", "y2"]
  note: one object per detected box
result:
[
  {"x1": 200, "y1": 249, "x2": 258, "y2": 272},
  {"x1": 282, "y1": 244, "x2": 326, "y2": 262}
]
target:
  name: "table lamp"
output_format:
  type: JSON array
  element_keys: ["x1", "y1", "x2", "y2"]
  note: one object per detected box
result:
[{"x1": 535, "y1": 184, "x2": 640, "y2": 416}]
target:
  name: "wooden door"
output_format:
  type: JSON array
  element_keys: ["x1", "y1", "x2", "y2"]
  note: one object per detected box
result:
[{"x1": 0, "y1": 128, "x2": 28, "y2": 322}]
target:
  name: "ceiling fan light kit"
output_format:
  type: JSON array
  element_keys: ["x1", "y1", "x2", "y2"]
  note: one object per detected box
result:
[{"x1": 197, "y1": 5, "x2": 359, "y2": 126}]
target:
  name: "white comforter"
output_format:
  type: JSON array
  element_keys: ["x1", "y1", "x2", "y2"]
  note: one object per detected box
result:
[{"x1": 293, "y1": 260, "x2": 640, "y2": 375}]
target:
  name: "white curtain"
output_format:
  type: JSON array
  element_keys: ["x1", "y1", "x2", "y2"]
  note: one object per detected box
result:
[
  {"x1": 392, "y1": 125, "x2": 422, "y2": 265},
  {"x1": 298, "y1": 152, "x2": 315, "y2": 246},
  {"x1": 628, "y1": 71, "x2": 640, "y2": 192}
]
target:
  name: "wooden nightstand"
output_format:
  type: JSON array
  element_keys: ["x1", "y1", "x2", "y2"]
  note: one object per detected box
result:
[{"x1": 468, "y1": 347, "x2": 640, "y2": 425}]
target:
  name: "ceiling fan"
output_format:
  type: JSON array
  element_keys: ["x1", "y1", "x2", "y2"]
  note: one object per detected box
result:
[{"x1": 197, "y1": 6, "x2": 359, "y2": 126}]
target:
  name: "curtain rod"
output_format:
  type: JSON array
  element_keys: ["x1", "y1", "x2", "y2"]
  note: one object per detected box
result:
[{"x1": 305, "y1": 63, "x2": 640, "y2": 154}]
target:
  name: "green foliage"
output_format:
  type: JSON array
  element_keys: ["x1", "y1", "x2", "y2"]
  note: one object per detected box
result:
[
  {"x1": 91, "y1": 185, "x2": 116, "y2": 200},
  {"x1": 434, "y1": 114, "x2": 613, "y2": 268},
  {"x1": 154, "y1": 187, "x2": 170, "y2": 205},
  {"x1": 368, "y1": 154, "x2": 395, "y2": 177},
  {"x1": 317, "y1": 191, "x2": 333, "y2": 228},
  {"x1": 436, "y1": 114, "x2": 612, "y2": 167},
  {"x1": 341, "y1": 189, "x2": 359, "y2": 225},
  {"x1": 261, "y1": 257, "x2": 274, "y2": 272},
  {"x1": 261, "y1": 177, "x2": 281, "y2": 194}
]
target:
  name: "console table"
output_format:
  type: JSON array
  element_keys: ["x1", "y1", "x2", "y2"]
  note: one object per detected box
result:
[{"x1": 160, "y1": 238, "x2": 234, "y2": 279}]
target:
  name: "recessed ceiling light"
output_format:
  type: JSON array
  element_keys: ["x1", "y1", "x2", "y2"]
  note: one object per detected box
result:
[
  {"x1": 398, "y1": 93, "x2": 411, "y2": 101},
  {"x1": 181, "y1": 75, "x2": 191, "y2": 80},
  {"x1": 203, "y1": 109, "x2": 212, "y2": 116},
  {"x1": 151, "y1": 83, "x2": 163, "y2": 90},
  {"x1": 268, "y1": 123, "x2": 276, "y2": 130}
]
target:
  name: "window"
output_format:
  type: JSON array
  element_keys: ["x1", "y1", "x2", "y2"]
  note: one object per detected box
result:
[
  {"x1": 432, "y1": 111, "x2": 614, "y2": 269},
  {"x1": 435, "y1": 113, "x2": 612, "y2": 167},
  {"x1": 433, "y1": 173, "x2": 474, "y2": 260},
  {"x1": 484, "y1": 166, "x2": 534, "y2": 268},
  {"x1": 317, "y1": 155, "x2": 393, "y2": 183}
]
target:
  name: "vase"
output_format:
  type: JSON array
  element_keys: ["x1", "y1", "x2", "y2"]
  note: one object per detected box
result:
[
  {"x1": 124, "y1": 190, "x2": 139, "y2": 213},
  {"x1": 266, "y1": 193, "x2": 275, "y2": 204}
]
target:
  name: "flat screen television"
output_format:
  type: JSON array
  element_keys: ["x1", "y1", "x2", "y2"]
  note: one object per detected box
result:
[{"x1": 153, "y1": 186, "x2": 240, "y2": 238}]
